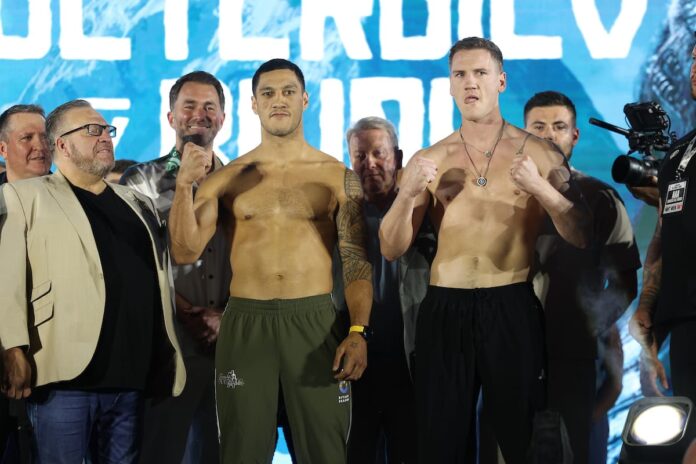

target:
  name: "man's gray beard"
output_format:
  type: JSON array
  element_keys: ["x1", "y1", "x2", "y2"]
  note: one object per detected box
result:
[
  {"x1": 69, "y1": 143, "x2": 114, "y2": 178},
  {"x1": 76, "y1": 157, "x2": 114, "y2": 178}
]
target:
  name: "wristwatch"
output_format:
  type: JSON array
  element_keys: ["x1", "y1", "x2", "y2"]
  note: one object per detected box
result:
[{"x1": 349, "y1": 325, "x2": 373, "y2": 342}]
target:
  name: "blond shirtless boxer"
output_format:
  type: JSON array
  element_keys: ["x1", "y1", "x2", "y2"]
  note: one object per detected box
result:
[
  {"x1": 168, "y1": 59, "x2": 372, "y2": 464},
  {"x1": 379, "y1": 37, "x2": 591, "y2": 463}
]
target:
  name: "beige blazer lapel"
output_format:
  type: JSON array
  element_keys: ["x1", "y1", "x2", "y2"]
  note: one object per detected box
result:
[{"x1": 46, "y1": 171, "x2": 102, "y2": 272}]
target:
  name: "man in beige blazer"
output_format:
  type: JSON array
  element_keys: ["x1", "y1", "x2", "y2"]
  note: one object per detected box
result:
[{"x1": 0, "y1": 99, "x2": 185, "y2": 464}]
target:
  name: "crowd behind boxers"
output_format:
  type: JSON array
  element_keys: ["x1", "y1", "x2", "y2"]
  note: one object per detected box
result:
[{"x1": 0, "y1": 35, "x2": 695, "y2": 464}]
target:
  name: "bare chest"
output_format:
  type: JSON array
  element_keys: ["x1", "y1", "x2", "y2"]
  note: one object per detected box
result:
[
  {"x1": 432, "y1": 155, "x2": 529, "y2": 210},
  {"x1": 231, "y1": 169, "x2": 338, "y2": 222},
  {"x1": 426, "y1": 152, "x2": 547, "y2": 237}
]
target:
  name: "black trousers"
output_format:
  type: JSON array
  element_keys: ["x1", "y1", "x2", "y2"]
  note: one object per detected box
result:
[
  {"x1": 138, "y1": 355, "x2": 219, "y2": 464},
  {"x1": 348, "y1": 353, "x2": 417, "y2": 464},
  {"x1": 0, "y1": 396, "x2": 10, "y2": 462},
  {"x1": 1, "y1": 398, "x2": 30, "y2": 464},
  {"x1": 415, "y1": 284, "x2": 546, "y2": 464},
  {"x1": 669, "y1": 319, "x2": 696, "y2": 403},
  {"x1": 547, "y1": 358, "x2": 596, "y2": 464}
]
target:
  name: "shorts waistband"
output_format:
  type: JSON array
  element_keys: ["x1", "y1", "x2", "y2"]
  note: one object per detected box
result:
[
  {"x1": 225, "y1": 293, "x2": 333, "y2": 315},
  {"x1": 427, "y1": 282, "x2": 533, "y2": 298}
]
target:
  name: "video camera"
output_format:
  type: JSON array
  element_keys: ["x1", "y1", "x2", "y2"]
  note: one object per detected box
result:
[{"x1": 589, "y1": 102, "x2": 674, "y2": 187}]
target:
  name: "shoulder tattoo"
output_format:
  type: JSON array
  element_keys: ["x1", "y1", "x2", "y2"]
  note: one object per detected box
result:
[{"x1": 344, "y1": 168, "x2": 364, "y2": 200}]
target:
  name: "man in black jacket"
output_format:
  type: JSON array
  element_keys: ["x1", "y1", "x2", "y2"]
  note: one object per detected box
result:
[{"x1": 629, "y1": 41, "x2": 696, "y2": 404}]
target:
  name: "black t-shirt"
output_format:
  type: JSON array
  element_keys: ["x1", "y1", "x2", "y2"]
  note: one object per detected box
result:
[
  {"x1": 657, "y1": 129, "x2": 696, "y2": 326},
  {"x1": 535, "y1": 171, "x2": 641, "y2": 359},
  {"x1": 63, "y1": 184, "x2": 160, "y2": 390}
]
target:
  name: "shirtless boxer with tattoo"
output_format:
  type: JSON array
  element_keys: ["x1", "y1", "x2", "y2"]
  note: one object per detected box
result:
[{"x1": 169, "y1": 59, "x2": 372, "y2": 464}]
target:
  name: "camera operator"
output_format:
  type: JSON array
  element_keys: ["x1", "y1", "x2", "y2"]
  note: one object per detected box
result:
[
  {"x1": 627, "y1": 178, "x2": 660, "y2": 207},
  {"x1": 629, "y1": 42, "x2": 696, "y2": 404},
  {"x1": 591, "y1": 102, "x2": 671, "y2": 209}
]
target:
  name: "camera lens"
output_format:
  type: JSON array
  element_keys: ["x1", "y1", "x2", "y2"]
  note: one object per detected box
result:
[{"x1": 611, "y1": 155, "x2": 658, "y2": 187}]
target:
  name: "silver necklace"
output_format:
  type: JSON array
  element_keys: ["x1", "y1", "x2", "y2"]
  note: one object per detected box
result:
[{"x1": 459, "y1": 120, "x2": 506, "y2": 187}]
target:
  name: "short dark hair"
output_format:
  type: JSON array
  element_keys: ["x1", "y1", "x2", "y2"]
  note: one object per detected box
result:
[
  {"x1": 45, "y1": 99, "x2": 92, "y2": 154},
  {"x1": 523, "y1": 91, "x2": 577, "y2": 126},
  {"x1": 449, "y1": 37, "x2": 504, "y2": 70},
  {"x1": 169, "y1": 71, "x2": 225, "y2": 110},
  {"x1": 111, "y1": 159, "x2": 137, "y2": 174},
  {"x1": 252, "y1": 59, "x2": 306, "y2": 95},
  {"x1": 0, "y1": 104, "x2": 45, "y2": 141}
]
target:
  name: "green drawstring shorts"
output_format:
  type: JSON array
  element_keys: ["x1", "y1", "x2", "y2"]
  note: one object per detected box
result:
[{"x1": 215, "y1": 294, "x2": 351, "y2": 464}]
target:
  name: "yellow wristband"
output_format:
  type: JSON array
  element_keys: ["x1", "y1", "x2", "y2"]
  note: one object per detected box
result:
[{"x1": 349, "y1": 325, "x2": 365, "y2": 334}]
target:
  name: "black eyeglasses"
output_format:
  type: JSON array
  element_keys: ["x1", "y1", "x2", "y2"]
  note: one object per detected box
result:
[{"x1": 59, "y1": 123, "x2": 117, "y2": 139}]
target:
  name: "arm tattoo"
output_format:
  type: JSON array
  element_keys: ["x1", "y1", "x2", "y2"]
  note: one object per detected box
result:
[
  {"x1": 637, "y1": 224, "x2": 662, "y2": 314},
  {"x1": 641, "y1": 261, "x2": 662, "y2": 305},
  {"x1": 337, "y1": 169, "x2": 372, "y2": 286}
]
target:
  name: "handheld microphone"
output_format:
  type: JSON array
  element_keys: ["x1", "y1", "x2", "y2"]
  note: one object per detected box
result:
[{"x1": 182, "y1": 133, "x2": 204, "y2": 147}]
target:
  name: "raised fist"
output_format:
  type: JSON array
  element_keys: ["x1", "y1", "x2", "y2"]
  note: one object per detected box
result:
[
  {"x1": 177, "y1": 139, "x2": 210, "y2": 186},
  {"x1": 400, "y1": 155, "x2": 438, "y2": 198}
]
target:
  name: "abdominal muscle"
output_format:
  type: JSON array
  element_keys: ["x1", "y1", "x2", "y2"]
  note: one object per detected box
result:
[
  {"x1": 428, "y1": 197, "x2": 543, "y2": 289},
  {"x1": 228, "y1": 217, "x2": 335, "y2": 300},
  {"x1": 430, "y1": 253, "x2": 531, "y2": 289}
]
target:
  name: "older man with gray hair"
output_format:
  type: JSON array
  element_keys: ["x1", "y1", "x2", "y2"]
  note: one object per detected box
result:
[{"x1": 333, "y1": 116, "x2": 434, "y2": 463}]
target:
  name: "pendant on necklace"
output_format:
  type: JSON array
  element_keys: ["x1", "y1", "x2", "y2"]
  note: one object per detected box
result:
[
  {"x1": 476, "y1": 176, "x2": 487, "y2": 187},
  {"x1": 484, "y1": 151, "x2": 492, "y2": 158}
]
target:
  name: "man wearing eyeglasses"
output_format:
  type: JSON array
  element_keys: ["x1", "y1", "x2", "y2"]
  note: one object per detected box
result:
[{"x1": 0, "y1": 99, "x2": 185, "y2": 463}]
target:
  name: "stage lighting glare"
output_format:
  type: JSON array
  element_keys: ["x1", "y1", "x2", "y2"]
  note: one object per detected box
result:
[
  {"x1": 620, "y1": 397, "x2": 695, "y2": 463},
  {"x1": 630, "y1": 405, "x2": 687, "y2": 445}
]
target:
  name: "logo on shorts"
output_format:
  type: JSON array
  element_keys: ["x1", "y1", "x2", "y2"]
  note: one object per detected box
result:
[
  {"x1": 338, "y1": 380, "x2": 350, "y2": 404},
  {"x1": 218, "y1": 370, "x2": 245, "y2": 389}
]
